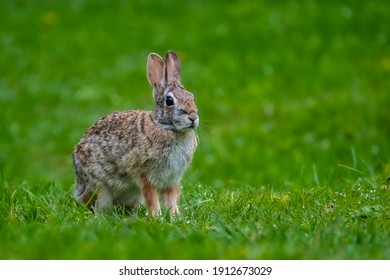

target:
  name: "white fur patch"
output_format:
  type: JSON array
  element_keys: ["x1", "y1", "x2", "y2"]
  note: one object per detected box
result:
[{"x1": 147, "y1": 136, "x2": 194, "y2": 189}]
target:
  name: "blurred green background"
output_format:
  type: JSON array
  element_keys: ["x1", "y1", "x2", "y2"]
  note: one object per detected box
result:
[
  {"x1": 0, "y1": 0, "x2": 389, "y2": 259},
  {"x1": 1, "y1": 0, "x2": 388, "y2": 189}
]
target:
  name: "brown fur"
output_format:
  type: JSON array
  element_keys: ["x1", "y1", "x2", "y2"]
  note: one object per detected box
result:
[{"x1": 140, "y1": 177, "x2": 161, "y2": 215}]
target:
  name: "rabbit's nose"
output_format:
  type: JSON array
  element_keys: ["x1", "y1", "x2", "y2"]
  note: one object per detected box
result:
[
  {"x1": 188, "y1": 113, "x2": 198, "y2": 123},
  {"x1": 188, "y1": 113, "x2": 199, "y2": 127}
]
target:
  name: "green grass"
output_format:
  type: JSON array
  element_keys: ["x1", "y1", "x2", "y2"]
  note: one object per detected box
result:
[
  {"x1": 1, "y1": 0, "x2": 390, "y2": 259},
  {"x1": 1, "y1": 178, "x2": 390, "y2": 259}
]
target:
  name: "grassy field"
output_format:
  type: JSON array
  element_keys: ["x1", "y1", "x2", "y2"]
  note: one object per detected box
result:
[{"x1": 1, "y1": 0, "x2": 390, "y2": 259}]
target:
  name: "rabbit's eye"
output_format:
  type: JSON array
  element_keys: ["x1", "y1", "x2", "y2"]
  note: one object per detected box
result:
[{"x1": 165, "y1": 96, "x2": 174, "y2": 106}]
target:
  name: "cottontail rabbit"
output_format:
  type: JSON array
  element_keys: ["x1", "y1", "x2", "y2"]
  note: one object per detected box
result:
[{"x1": 72, "y1": 51, "x2": 198, "y2": 216}]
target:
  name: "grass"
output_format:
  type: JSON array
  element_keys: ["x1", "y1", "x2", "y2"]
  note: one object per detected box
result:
[
  {"x1": 1, "y1": 178, "x2": 390, "y2": 259},
  {"x1": 1, "y1": 0, "x2": 390, "y2": 259}
]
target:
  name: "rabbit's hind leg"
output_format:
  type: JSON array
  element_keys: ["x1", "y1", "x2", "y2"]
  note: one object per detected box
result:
[
  {"x1": 74, "y1": 181, "x2": 98, "y2": 210},
  {"x1": 74, "y1": 182, "x2": 113, "y2": 212},
  {"x1": 94, "y1": 186, "x2": 114, "y2": 212}
]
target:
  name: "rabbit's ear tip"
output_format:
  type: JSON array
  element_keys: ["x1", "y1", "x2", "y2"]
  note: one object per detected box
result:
[
  {"x1": 148, "y1": 53, "x2": 163, "y2": 60},
  {"x1": 166, "y1": 50, "x2": 179, "y2": 58}
]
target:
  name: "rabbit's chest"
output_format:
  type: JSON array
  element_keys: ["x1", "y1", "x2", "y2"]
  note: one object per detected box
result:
[
  {"x1": 147, "y1": 139, "x2": 196, "y2": 189},
  {"x1": 165, "y1": 142, "x2": 193, "y2": 170}
]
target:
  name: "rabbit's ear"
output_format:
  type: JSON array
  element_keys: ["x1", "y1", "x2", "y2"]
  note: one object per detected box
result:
[
  {"x1": 147, "y1": 53, "x2": 166, "y2": 92},
  {"x1": 165, "y1": 51, "x2": 181, "y2": 85}
]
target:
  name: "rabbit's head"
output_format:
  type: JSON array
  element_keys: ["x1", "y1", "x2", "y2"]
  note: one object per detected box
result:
[{"x1": 147, "y1": 51, "x2": 199, "y2": 132}]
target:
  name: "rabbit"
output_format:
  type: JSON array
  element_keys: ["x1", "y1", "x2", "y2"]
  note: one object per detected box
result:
[{"x1": 72, "y1": 51, "x2": 199, "y2": 216}]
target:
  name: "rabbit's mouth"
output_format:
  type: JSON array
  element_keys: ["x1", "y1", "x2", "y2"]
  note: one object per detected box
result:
[
  {"x1": 185, "y1": 123, "x2": 197, "y2": 130},
  {"x1": 172, "y1": 122, "x2": 197, "y2": 132},
  {"x1": 180, "y1": 122, "x2": 198, "y2": 131}
]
